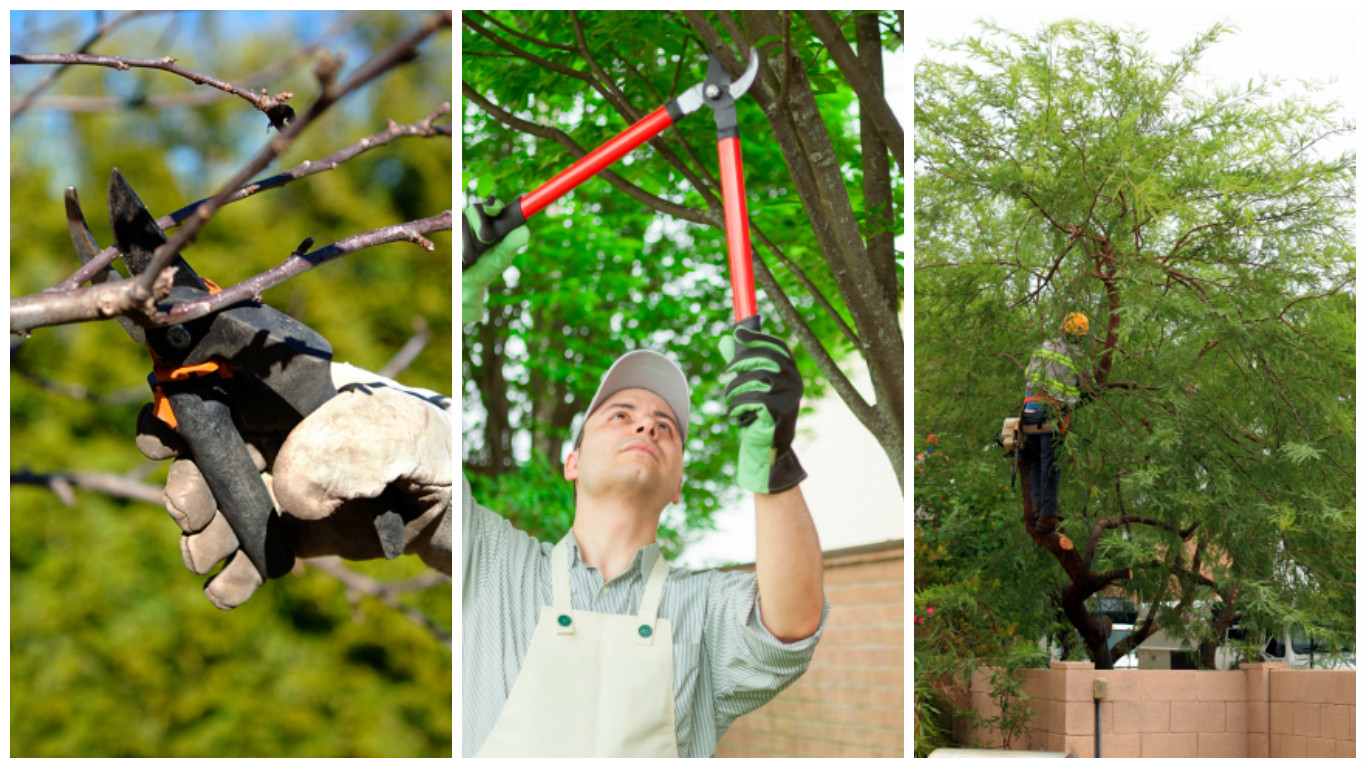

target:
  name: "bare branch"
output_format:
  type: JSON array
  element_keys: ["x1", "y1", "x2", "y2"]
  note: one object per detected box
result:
[
  {"x1": 155, "y1": 211, "x2": 452, "y2": 325},
  {"x1": 10, "y1": 10, "x2": 161, "y2": 118},
  {"x1": 56, "y1": 103, "x2": 451, "y2": 292},
  {"x1": 12, "y1": 467, "x2": 163, "y2": 507},
  {"x1": 14, "y1": 212, "x2": 449, "y2": 335},
  {"x1": 379, "y1": 316, "x2": 431, "y2": 379},
  {"x1": 11, "y1": 52, "x2": 297, "y2": 121},
  {"x1": 10, "y1": 267, "x2": 175, "y2": 336},
  {"x1": 133, "y1": 10, "x2": 452, "y2": 296},
  {"x1": 306, "y1": 556, "x2": 451, "y2": 647}
]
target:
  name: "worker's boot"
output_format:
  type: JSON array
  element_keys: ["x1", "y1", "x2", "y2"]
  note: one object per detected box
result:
[{"x1": 1036, "y1": 514, "x2": 1061, "y2": 533}]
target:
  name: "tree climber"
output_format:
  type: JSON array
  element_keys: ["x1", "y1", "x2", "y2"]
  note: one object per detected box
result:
[{"x1": 1021, "y1": 312, "x2": 1088, "y2": 533}]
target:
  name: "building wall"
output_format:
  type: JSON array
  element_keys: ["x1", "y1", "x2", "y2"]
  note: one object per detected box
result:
[
  {"x1": 961, "y1": 661, "x2": 1355, "y2": 758},
  {"x1": 714, "y1": 540, "x2": 904, "y2": 758}
]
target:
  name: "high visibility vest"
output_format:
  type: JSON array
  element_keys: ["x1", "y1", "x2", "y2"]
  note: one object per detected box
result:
[{"x1": 1025, "y1": 340, "x2": 1081, "y2": 407}]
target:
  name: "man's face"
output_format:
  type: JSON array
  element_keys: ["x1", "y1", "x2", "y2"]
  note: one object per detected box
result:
[{"x1": 564, "y1": 387, "x2": 684, "y2": 506}]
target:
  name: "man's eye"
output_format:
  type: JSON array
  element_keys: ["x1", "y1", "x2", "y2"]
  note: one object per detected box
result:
[{"x1": 658, "y1": 422, "x2": 672, "y2": 433}]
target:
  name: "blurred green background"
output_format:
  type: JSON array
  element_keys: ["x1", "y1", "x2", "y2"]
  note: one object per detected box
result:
[{"x1": 10, "y1": 11, "x2": 451, "y2": 757}]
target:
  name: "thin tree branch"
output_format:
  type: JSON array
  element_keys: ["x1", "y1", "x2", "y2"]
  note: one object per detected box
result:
[
  {"x1": 14, "y1": 212, "x2": 450, "y2": 334},
  {"x1": 155, "y1": 212, "x2": 451, "y2": 325},
  {"x1": 11, "y1": 52, "x2": 297, "y2": 123},
  {"x1": 10, "y1": 10, "x2": 160, "y2": 118},
  {"x1": 802, "y1": 11, "x2": 903, "y2": 170},
  {"x1": 11, "y1": 467, "x2": 164, "y2": 507},
  {"x1": 378, "y1": 316, "x2": 431, "y2": 379},
  {"x1": 56, "y1": 104, "x2": 451, "y2": 292},
  {"x1": 306, "y1": 556, "x2": 451, "y2": 647},
  {"x1": 133, "y1": 10, "x2": 452, "y2": 296}
]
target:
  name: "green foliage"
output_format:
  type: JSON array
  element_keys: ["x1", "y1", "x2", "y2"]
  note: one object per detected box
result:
[
  {"x1": 10, "y1": 11, "x2": 451, "y2": 756},
  {"x1": 462, "y1": 10, "x2": 903, "y2": 549},
  {"x1": 916, "y1": 19, "x2": 1354, "y2": 670}
]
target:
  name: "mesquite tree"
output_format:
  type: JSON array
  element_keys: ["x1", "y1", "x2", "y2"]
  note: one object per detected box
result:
[{"x1": 915, "y1": 22, "x2": 1354, "y2": 670}]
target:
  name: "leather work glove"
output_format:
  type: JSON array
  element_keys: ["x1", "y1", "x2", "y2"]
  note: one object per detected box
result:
[
  {"x1": 718, "y1": 317, "x2": 807, "y2": 495},
  {"x1": 136, "y1": 363, "x2": 452, "y2": 610},
  {"x1": 461, "y1": 196, "x2": 529, "y2": 325}
]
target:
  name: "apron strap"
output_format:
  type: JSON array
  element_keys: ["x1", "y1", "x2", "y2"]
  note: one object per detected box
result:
[
  {"x1": 635, "y1": 550, "x2": 670, "y2": 646},
  {"x1": 551, "y1": 538, "x2": 574, "y2": 635}
]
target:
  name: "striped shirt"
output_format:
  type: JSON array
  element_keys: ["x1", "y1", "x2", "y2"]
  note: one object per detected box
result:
[{"x1": 461, "y1": 473, "x2": 828, "y2": 757}]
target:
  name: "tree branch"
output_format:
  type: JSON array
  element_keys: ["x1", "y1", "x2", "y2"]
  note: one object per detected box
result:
[
  {"x1": 57, "y1": 103, "x2": 451, "y2": 292},
  {"x1": 10, "y1": 267, "x2": 176, "y2": 335},
  {"x1": 11, "y1": 52, "x2": 297, "y2": 124},
  {"x1": 13, "y1": 213, "x2": 450, "y2": 334},
  {"x1": 133, "y1": 10, "x2": 452, "y2": 296},
  {"x1": 802, "y1": 11, "x2": 903, "y2": 170},
  {"x1": 306, "y1": 556, "x2": 451, "y2": 648},
  {"x1": 10, "y1": 10, "x2": 161, "y2": 118}
]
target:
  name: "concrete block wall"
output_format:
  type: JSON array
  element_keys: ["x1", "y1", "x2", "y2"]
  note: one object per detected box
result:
[
  {"x1": 963, "y1": 661, "x2": 1355, "y2": 758},
  {"x1": 715, "y1": 541, "x2": 903, "y2": 758},
  {"x1": 1265, "y1": 666, "x2": 1356, "y2": 758}
]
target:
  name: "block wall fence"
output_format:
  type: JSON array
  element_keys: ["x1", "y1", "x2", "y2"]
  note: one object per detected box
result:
[{"x1": 959, "y1": 660, "x2": 1355, "y2": 758}]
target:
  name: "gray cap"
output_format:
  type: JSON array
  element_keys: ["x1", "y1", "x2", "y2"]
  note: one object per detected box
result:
[{"x1": 575, "y1": 350, "x2": 690, "y2": 446}]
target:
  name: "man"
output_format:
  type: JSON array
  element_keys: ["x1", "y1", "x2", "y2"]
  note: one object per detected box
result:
[
  {"x1": 1021, "y1": 312, "x2": 1087, "y2": 533},
  {"x1": 460, "y1": 198, "x2": 827, "y2": 757}
]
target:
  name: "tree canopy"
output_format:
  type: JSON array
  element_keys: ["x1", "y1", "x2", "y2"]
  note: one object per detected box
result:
[
  {"x1": 461, "y1": 10, "x2": 904, "y2": 551},
  {"x1": 10, "y1": 11, "x2": 451, "y2": 756},
  {"x1": 913, "y1": 17, "x2": 1353, "y2": 738}
]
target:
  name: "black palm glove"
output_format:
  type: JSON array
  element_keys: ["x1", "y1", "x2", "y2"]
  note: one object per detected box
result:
[{"x1": 719, "y1": 316, "x2": 807, "y2": 494}]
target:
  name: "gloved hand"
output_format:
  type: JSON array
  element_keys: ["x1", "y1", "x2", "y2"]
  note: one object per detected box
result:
[
  {"x1": 718, "y1": 317, "x2": 807, "y2": 495},
  {"x1": 462, "y1": 196, "x2": 529, "y2": 325},
  {"x1": 136, "y1": 363, "x2": 452, "y2": 609}
]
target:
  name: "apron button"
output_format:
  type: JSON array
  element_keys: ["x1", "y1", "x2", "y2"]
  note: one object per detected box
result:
[
  {"x1": 638, "y1": 624, "x2": 653, "y2": 638},
  {"x1": 558, "y1": 614, "x2": 572, "y2": 627}
]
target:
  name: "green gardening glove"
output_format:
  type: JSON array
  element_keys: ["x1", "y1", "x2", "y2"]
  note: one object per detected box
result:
[
  {"x1": 462, "y1": 196, "x2": 529, "y2": 325},
  {"x1": 719, "y1": 316, "x2": 807, "y2": 495}
]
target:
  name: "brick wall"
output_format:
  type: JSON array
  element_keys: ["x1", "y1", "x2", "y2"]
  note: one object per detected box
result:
[
  {"x1": 961, "y1": 661, "x2": 1355, "y2": 758},
  {"x1": 714, "y1": 540, "x2": 904, "y2": 758}
]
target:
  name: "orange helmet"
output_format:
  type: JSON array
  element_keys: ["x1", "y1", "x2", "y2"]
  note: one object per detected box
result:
[{"x1": 1062, "y1": 313, "x2": 1089, "y2": 336}]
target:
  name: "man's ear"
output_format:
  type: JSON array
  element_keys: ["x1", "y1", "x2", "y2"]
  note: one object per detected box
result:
[
  {"x1": 671, "y1": 476, "x2": 682, "y2": 505},
  {"x1": 564, "y1": 450, "x2": 580, "y2": 481}
]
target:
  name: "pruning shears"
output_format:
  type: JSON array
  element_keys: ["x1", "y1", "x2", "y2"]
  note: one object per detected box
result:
[
  {"x1": 464, "y1": 49, "x2": 762, "y2": 324},
  {"x1": 65, "y1": 170, "x2": 408, "y2": 587}
]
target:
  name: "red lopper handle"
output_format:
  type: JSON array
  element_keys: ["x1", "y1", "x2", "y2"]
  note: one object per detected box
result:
[
  {"x1": 717, "y1": 136, "x2": 756, "y2": 322},
  {"x1": 520, "y1": 105, "x2": 677, "y2": 219}
]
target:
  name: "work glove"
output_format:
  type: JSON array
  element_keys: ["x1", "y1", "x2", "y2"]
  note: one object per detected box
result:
[
  {"x1": 718, "y1": 317, "x2": 807, "y2": 495},
  {"x1": 136, "y1": 363, "x2": 452, "y2": 610},
  {"x1": 461, "y1": 196, "x2": 529, "y2": 325}
]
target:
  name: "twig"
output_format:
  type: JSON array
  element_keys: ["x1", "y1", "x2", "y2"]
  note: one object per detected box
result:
[
  {"x1": 11, "y1": 467, "x2": 163, "y2": 507},
  {"x1": 154, "y1": 211, "x2": 452, "y2": 325},
  {"x1": 14, "y1": 212, "x2": 449, "y2": 335},
  {"x1": 306, "y1": 556, "x2": 452, "y2": 647},
  {"x1": 56, "y1": 103, "x2": 451, "y2": 292},
  {"x1": 10, "y1": 10, "x2": 159, "y2": 118},
  {"x1": 16, "y1": 10, "x2": 367, "y2": 116},
  {"x1": 11, "y1": 52, "x2": 296, "y2": 125},
  {"x1": 12, "y1": 470, "x2": 451, "y2": 645},
  {"x1": 133, "y1": 10, "x2": 452, "y2": 297},
  {"x1": 379, "y1": 317, "x2": 431, "y2": 379}
]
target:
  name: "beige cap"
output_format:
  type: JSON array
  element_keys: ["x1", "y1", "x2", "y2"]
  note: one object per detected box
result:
[{"x1": 575, "y1": 350, "x2": 690, "y2": 446}]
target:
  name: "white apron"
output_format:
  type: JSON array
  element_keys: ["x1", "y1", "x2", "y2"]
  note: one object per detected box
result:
[{"x1": 476, "y1": 538, "x2": 679, "y2": 757}]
